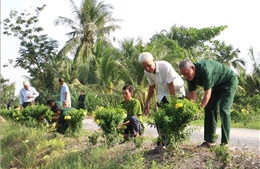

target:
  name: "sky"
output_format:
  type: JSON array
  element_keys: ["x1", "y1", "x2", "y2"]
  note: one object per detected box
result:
[{"x1": 1, "y1": 0, "x2": 259, "y2": 95}]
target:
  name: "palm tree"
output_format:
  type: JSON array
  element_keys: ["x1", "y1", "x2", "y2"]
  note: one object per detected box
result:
[
  {"x1": 54, "y1": 0, "x2": 121, "y2": 63},
  {"x1": 238, "y1": 48, "x2": 260, "y2": 95},
  {"x1": 210, "y1": 40, "x2": 246, "y2": 73}
]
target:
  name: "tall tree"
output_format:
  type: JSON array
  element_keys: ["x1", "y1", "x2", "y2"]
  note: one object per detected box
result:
[
  {"x1": 238, "y1": 48, "x2": 260, "y2": 95},
  {"x1": 54, "y1": 0, "x2": 121, "y2": 63},
  {"x1": 2, "y1": 5, "x2": 61, "y2": 103},
  {"x1": 0, "y1": 75, "x2": 17, "y2": 109},
  {"x1": 210, "y1": 40, "x2": 245, "y2": 72}
]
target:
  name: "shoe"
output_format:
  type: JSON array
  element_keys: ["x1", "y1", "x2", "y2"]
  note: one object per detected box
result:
[{"x1": 197, "y1": 142, "x2": 216, "y2": 148}]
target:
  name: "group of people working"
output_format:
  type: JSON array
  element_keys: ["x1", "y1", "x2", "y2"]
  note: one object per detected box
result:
[
  {"x1": 135, "y1": 52, "x2": 238, "y2": 152},
  {"x1": 18, "y1": 78, "x2": 76, "y2": 134},
  {"x1": 17, "y1": 52, "x2": 238, "y2": 151}
]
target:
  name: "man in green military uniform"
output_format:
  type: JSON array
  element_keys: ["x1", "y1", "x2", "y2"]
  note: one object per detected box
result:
[
  {"x1": 179, "y1": 59, "x2": 238, "y2": 147},
  {"x1": 51, "y1": 105, "x2": 70, "y2": 134}
]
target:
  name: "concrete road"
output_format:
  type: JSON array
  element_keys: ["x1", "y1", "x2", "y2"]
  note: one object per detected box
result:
[{"x1": 83, "y1": 118, "x2": 260, "y2": 155}]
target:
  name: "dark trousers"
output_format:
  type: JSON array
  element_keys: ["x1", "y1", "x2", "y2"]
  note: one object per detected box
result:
[
  {"x1": 22, "y1": 101, "x2": 34, "y2": 108},
  {"x1": 204, "y1": 76, "x2": 238, "y2": 144},
  {"x1": 124, "y1": 116, "x2": 143, "y2": 137}
]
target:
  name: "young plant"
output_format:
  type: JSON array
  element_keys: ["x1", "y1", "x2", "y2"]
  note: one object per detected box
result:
[
  {"x1": 151, "y1": 96, "x2": 200, "y2": 153},
  {"x1": 66, "y1": 108, "x2": 87, "y2": 135},
  {"x1": 93, "y1": 107, "x2": 126, "y2": 135},
  {"x1": 93, "y1": 107, "x2": 126, "y2": 145}
]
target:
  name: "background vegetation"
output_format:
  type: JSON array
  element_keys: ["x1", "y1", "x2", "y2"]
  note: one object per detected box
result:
[{"x1": 1, "y1": 0, "x2": 259, "y2": 127}]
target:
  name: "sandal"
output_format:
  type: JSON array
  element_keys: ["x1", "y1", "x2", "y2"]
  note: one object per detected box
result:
[{"x1": 197, "y1": 142, "x2": 216, "y2": 148}]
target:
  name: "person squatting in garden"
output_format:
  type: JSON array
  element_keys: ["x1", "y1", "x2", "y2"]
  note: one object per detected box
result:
[
  {"x1": 19, "y1": 81, "x2": 39, "y2": 109},
  {"x1": 118, "y1": 84, "x2": 144, "y2": 141},
  {"x1": 138, "y1": 52, "x2": 186, "y2": 152},
  {"x1": 39, "y1": 100, "x2": 63, "y2": 124},
  {"x1": 179, "y1": 59, "x2": 238, "y2": 148},
  {"x1": 50, "y1": 102, "x2": 71, "y2": 134}
]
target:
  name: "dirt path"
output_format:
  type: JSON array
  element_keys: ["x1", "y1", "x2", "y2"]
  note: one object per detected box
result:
[{"x1": 83, "y1": 117, "x2": 260, "y2": 155}]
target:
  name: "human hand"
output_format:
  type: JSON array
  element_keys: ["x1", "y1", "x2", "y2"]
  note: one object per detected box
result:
[
  {"x1": 39, "y1": 114, "x2": 44, "y2": 120},
  {"x1": 118, "y1": 123, "x2": 123, "y2": 129},
  {"x1": 144, "y1": 108, "x2": 150, "y2": 116},
  {"x1": 27, "y1": 95, "x2": 33, "y2": 99},
  {"x1": 144, "y1": 102, "x2": 150, "y2": 115}
]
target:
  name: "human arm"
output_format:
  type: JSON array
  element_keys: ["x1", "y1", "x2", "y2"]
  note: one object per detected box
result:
[
  {"x1": 167, "y1": 82, "x2": 176, "y2": 97},
  {"x1": 187, "y1": 91, "x2": 196, "y2": 101},
  {"x1": 65, "y1": 92, "x2": 69, "y2": 101},
  {"x1": 52, "y1": 115, "x2": 60, "y2": 122},
  {"x1": 118, "y1": 120, "x2": 130, "y2": 128},
  {"x1": 19, "y1": 89, "x2": 24, "y2": 109},
  {"x1": 201, "y1": 88, "x2": 212, "y2": 108},
  {"x1": 29, "y1": 87, "x2": 39, "y2": 99},
  {"x1": 144, "y1": 85, "x2": 155, "y2": 115}
]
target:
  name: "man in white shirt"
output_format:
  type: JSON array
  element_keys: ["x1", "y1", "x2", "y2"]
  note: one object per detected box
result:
[
  {"x1": 139, "y1": 52, "x2": 186, "y2": 113},
  {"x1": 138, "y1": 52, "x2": 186, "y2": 152},
  {"x1": 59, "y1": 78, "x2": 71, "y2": 107},
  {"x1": 19, "y1": 81, "x2": 39, "y2": 109}
]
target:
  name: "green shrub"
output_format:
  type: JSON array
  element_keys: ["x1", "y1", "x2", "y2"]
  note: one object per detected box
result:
[
  {"x1": 66, "y1": 108, "x2": 87, "y2": 135},
  {"x1": 0, "y1": 105, "x2": 87, "y2": 136},
  {"x1": 93, "y1": 107, "x2": 126, "y2": 135},
  {"x1": 151, "y1": 97, "x2": 200, "y2": 151}
]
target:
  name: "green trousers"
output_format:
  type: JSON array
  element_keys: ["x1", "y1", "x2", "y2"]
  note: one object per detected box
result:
[{"x1": 204, "y1": 76, "x2": 238, "y2": 144}]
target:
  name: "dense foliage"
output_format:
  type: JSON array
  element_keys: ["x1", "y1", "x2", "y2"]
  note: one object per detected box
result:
[
  {"x1": 93, "y1": 106, "x2": 126, "y2": 134},
  {"x1": 151, "y1": 97, "x2": 201, "y2": 151},
  {"x1": 0, "y1": 105, "x2": 86, "y2": 135},
  {"x1": 1, "y1": 0, "x2": 260, "y2": 129}
]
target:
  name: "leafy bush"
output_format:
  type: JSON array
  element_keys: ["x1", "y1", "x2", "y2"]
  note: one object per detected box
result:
[
  {"x1": 0, "y1": 105, "x2": 87, "y2": 136},
  {"x1": 151, "y1": 97, "x2": 200, "y2": 151},
  {"x1": 93, "y1": 107, "x2": 126, "y2": 135},
  {"x1": 0, "y1": 105, "x2": 49, "y2": 127},
  {"x1": 232, "y1": 92, "x2": 260, "y2": 128},
  {"x1": 65, "y1": 108, "x2": 87, "y2": 135}
]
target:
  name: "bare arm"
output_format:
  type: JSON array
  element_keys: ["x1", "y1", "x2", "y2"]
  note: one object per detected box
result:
[
  {"x1": 201, "y1": 88, "x2": 212, "y2": 108},
  {"x1": 144, "y1": 85, "x2": 155, "y2": 115},
  {"x1": 187, "y1": 91, "x2": 196, "y2": 101},
  {"x1": 118, "y1": 120, "x2": 130, "y2": 128},
  {"x1": 65, "y1": 92, "x2": 68, "y2": 100},
  {"x1": 167, "y1": 82, "x2": 176, "y2": 97}
]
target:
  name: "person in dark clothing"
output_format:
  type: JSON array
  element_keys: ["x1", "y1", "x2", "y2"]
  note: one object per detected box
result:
[
  {"x1": 78, "y1": 90, "x2": 86, "y2": 109},
  {"x1": 51, "y1": 105, "x2": 70, "y2": 134},
  {"x1": 7, "y1": 102, "x2": 11, "y2": 110}
]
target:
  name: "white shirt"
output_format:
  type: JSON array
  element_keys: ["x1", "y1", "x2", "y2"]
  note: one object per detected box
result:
[
  {"x1": 144, "y1": 61, "x2": 185, "y2": 101},
  {"x1": 60, "y1": 83, "x2": 71, "y2": 104},
  {"x1": 19, "y1": 86, "x2": 39, "y2": 104}
]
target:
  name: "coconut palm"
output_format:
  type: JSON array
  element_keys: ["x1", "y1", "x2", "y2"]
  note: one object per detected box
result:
[
  {"x1": 238, "y1": 48, "x2": 260, "y2": 95},
  {"x1": 210, "y1": 40, "x2": 245, "y2": 70},
  {"x1": 54, "y1": 0, "x2": 121, "y2": 63}
]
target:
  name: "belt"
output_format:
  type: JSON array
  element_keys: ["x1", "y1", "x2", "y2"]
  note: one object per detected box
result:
[{"x1": 23, "y1": 102, "x2": 32, "y2": 104}]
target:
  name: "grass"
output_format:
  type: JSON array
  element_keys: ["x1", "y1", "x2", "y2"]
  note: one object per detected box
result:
[{"x1": 1, "y1": 120, "x2": 259, "y2": 169}]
